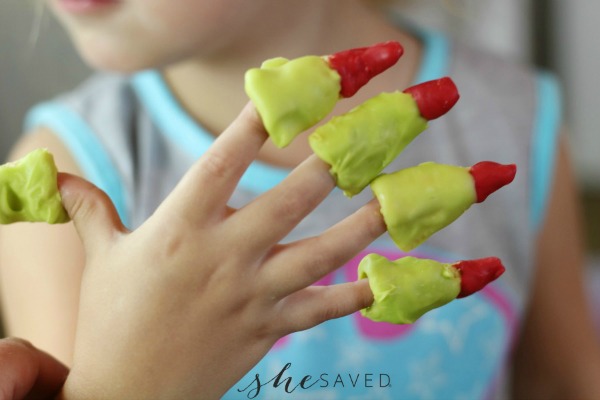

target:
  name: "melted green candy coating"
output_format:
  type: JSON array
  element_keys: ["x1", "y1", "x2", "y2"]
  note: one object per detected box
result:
[
  {"x1": 371, "y1": 162, "x2": 475, "y2": 251},
  {"x1": 244, "y1": 56, "x2": 341, "y2": 148},
  {"x1": 358, "y1": 254, "x2": 460, "y2": 324},
  {"x1": 0, "y1": 149, "x2": 69, "y2": 224},
  {"x1": 309, "y1": 91, "x2": 427, "y2": 197}
]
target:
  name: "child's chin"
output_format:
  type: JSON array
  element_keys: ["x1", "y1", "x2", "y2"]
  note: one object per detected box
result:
[{"x1": 75, "y1": 41, "x2": 160, "y2": 73}]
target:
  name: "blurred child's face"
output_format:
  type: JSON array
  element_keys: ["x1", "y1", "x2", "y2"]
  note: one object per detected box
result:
[{"x1": 48, "y1": 0, "x2": 283, "y2": 71}]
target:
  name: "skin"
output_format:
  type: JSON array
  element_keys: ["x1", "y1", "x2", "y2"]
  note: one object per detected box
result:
[
  {"x1": 0, "y1": 0, "x2": 599, "y2": 398},
  {"x1": 0, "y1": 129, "x2": 85, "y2": 367},
  {"x1": 0, "y1": 337, "x2": 68, "y2": 399},
  {"x1": 54, "y1": 104, "x2": 382, "y2": 399}
]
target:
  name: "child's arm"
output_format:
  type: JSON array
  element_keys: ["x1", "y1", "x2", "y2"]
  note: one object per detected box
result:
[
  {"x1": 43, "y1": 103, "x2": 380, "y2": 399},
  {"x1": 511, "y1": 137, "x2": 600, "y2": 398},
  {"x1": 0, "y1": 127, "x2": 86, "y2": 367}
]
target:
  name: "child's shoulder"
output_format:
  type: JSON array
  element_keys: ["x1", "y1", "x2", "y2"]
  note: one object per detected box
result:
[
  {"x1": 23, "y1": 71, "x2": 141, "y2": 142},
  {"x1": 24, "y1": 71, "x2": 143, "y2": 153},
  {"x1": 23, "y1": 72, "x2": 144, "y2": 224}
]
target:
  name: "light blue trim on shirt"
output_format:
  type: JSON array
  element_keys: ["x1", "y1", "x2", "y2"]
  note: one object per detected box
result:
[
  {"x1": 24, "y1": 103, "x2": 130, "y2": 227},
  {"x1": 413, "y1": 29, "x2": 451, "y2": 84},
  {"x1": 131, "y1": 70, "x2": 290, "y2": 194},
  {"x1": 131, "y1": 71, "x2": 214, "y2": 155},
  {"x1": 530, "y1": 72, "x2": 562, "y2": 230}
]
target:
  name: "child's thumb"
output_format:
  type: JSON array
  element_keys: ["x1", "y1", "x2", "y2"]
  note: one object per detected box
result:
[{"x1": 58, "y1": 173, "x2": 125, "y2": 254}]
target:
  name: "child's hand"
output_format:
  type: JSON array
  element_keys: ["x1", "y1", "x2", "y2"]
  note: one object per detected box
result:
[{"x1": 58, "y1": 103, "x2": 382, "y2": 399}]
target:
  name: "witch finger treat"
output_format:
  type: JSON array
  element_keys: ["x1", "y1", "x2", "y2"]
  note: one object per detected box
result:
[
  {"x1": 244, "y1": 41, "x2": 516, "y2": 325},
  {"x1": 371, "y1": 161, "x2": 517, "y2": 251},
  {"x1": 358, "y1": 254, "x2": 505, "y2": 324},
  {"x1": 309, "y1": 77, "x2": 459, "y2": 197},
  {"x1": 244, "y1": 41, "x2": 403, "y2": 148},
  {"x1": 0, "y1": 148, "x2": 69, "y2": 224}
]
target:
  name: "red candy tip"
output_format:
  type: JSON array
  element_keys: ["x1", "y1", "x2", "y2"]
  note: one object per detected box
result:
[
  {"x1": 469, "y1": 161, "x2": 517, "y2": 203},
  {"x1": 403, "y1": 77, "x2": 460, "y2": 120},
  {"x1": 328, "y1": 41, "x2": 404, "y2": 98},
  {"x1": 454, "y1": 257, "x2": 505, "y2": 298}
]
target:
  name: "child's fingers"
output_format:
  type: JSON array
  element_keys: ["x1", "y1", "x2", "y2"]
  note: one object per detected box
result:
[
  {"x1": 263, "y1": 199, "x2": 385, "y2": 298},
  {"x1": 229, "y1": 155, "x2": 336, "y2": 253},
  {"x1": 161, "y1": 103, "x2": 269, "y2": 223},
  {"x1": 58, "y1": 173, "x2": 127, "y2": 256},
  {"x1": 276, "y1": 280, "x2": 374, "y2": 334}
]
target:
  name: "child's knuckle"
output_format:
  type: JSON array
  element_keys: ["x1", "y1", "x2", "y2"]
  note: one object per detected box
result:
[{"x1": 200, "y1": 151, "x2": 232, "y2": 179}]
